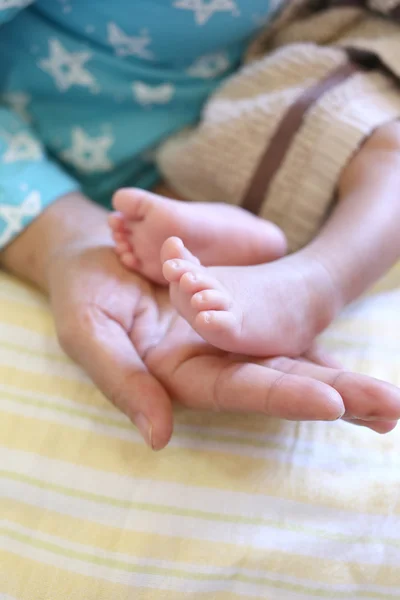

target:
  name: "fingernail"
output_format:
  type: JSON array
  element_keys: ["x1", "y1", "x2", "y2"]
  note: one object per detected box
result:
[{"x1": 134, "y1": 413, "x2": 153, "y2": 449}]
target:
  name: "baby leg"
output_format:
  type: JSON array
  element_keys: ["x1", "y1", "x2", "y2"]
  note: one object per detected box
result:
[{"x1": 162, "y1": 122, "x2": 400, "y2": 357}]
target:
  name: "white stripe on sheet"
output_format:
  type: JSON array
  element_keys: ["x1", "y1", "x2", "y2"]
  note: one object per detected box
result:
[{"x1": 0, "y1": 343, "x2": 89, "y2": 383}]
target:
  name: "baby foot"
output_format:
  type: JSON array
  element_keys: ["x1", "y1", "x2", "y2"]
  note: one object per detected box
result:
[
  {"x1": 162, "y1": 238, "x2": 337, "y2": 357},
  {"x1": 108, "y1": 188, "x2": 287, "y2": 284}
]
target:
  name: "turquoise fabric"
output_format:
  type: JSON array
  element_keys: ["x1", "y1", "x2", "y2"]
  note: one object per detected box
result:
[{"x1": 0, "y1": 0, "x2": 277, "y2": 248}]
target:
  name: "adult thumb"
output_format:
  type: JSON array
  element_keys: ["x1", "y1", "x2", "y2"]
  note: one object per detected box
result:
[{"x1": 58, "y1": 307, "x2": 174, "y2": 450}]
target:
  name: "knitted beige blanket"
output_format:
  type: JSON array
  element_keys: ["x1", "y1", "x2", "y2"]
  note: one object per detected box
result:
[{"x1": 157, "y1": 0, "x2": 400, "y2": 252}]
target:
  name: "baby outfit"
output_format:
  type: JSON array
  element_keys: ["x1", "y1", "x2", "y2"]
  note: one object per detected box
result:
[
  {"x1": 0, "y1": 0, "x2": 280, "y2": 248},
  {"x1": 157, "y1": 0, "x2": 400, "y2": 252}
]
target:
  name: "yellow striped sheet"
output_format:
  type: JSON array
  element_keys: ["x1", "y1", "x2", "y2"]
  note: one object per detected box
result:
[
  {"x1": 1, "y1": 266, "x2": 400, "y2": 599},
  {"x1": 1, "y1": 409, "x2": 400, "y2": 516},
  {"x1": 5, "y1": 498, "x2": 400, "y2": 587},
  {"x1": 1, "y1": 551, "x2": 246, "y2": 600},
  {"x1": 0, "y1": 299, "x2": 55, "y2": 335}
]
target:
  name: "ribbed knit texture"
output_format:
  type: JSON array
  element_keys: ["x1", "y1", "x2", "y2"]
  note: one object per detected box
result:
[{"x1": 157, "y1": 2, "x2": 400, "y2": 252}]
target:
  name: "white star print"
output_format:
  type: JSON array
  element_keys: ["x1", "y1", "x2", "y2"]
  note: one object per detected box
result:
[
  {"x1": 61, "y1": 127, "x2": 114, "y2": 173},
  {"x1": 1, "y1": 93, "x2": 32, "y2": 123},
  {"x1": 38, "y1": 39, "x2": 96, "y2": 93},
  {"x1": 174, "y1": 0, "x2": 239, "y2": 25},
  {"x1": 107, "y1": 23, "x2": 153, "y2": 59},
  {"x1": 1, "y1": 132, "x2": 43, "y2": 164},
  {"x1": 0, "y1": 191, "x2": 41, "y2": 247},
  {"x1": 187, "y1": 52, "x2": 230, "y2": 79},
  {"x1": 0, "y1": 0, "x2": 33, "y2": 10},
  {"x1": 132, "y1": 82, "x2": 175, "y2": 107}
]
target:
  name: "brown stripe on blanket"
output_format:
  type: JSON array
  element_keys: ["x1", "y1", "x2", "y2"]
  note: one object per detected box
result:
[
  {"x1": 311, "y1": 0, "x2": 366, "y2": 10},
  {"x1": 311, "y1": 1, "x2": 400, "y2": 19},
  {"x1": 327, "y1": 0, "x2": 366, "y2": 7},
  {"x1": 241, "y1": 61, "x2": 362, "y2": 216},
  {"x1": 390, "y1": 4, "x2": 400, "y2": 19}
]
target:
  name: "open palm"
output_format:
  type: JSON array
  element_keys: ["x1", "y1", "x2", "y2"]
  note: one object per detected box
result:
[{"x1": 49, "y1": 244, "x2": 400, "y2": 450}]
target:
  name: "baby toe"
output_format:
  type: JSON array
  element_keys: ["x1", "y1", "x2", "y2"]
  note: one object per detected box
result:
[
  {"x1": 179, "y1": 269, "x2": 222, "y2": 295},
  {"x1": 160, "y1": 237, "x2": 184, "y2": 263},
  {"x1": 195, "y1": 310, "x2": 240, "y2": 337},
  {"x1": 112, "y1": 189, "x2": 148, "y2": 220},
  {"x1": 120, "y1": 251, "x2": 140, "y2": 271},
  {"x1": 191, "y1": 289, "x2": 232, "y2": 312},
  {"x1": 162, "y1": 258, "x2": 202, "y2": 283},
  {"x1": 161, "y1": 237, "x2": 200, "y2": 266},
  {"x1": 112, "y1": 231, "x2": 126, "y2": 243},
  {"x1": 108, "y1": 212, "x2": 127, "y2": 233},
  {"x1": 115, "y1": 241, "x2": 132, "y2": 255}
]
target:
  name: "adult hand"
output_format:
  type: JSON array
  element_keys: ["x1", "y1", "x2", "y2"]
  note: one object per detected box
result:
[
  {"x1": 3, "y1": 193, "x2": 400, "y2": 451},
  {"x1": 48, "y1": 243, "x2": 400, "y2": 449}
]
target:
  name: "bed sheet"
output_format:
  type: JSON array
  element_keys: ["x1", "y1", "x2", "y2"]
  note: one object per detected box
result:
[{"x1": 1, "y1": 265, "x2": 400, "y2": 600}]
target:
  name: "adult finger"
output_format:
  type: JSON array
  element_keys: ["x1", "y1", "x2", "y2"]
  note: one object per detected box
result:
[
  {"x1": 263, "y1": 357, "x2": 400, "y2": 423},
  {"x1": 57, "y1": 305, "x2": 173, "y2": 451},
  {"x1": 163, "y1": 355, "x2": 345, "y2": 421},
  {"x1": 344, "y1": 418, "x2": 398, "y2": 434},
  {"x1": 303, "y1": 343, "x2": 343, "y2": 369}
]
